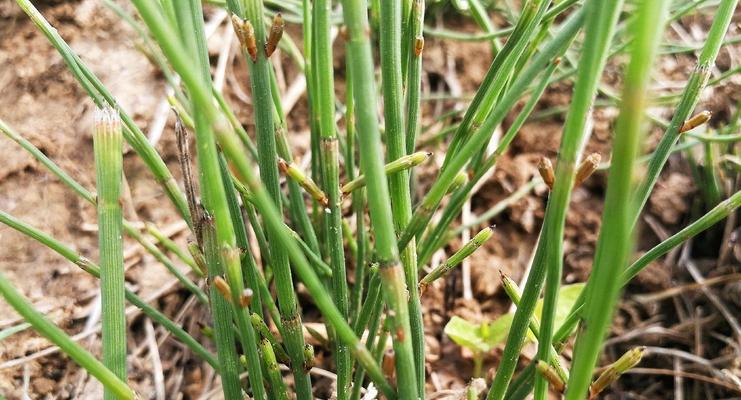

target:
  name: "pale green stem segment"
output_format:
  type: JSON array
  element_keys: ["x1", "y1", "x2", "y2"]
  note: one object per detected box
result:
[
  {"x1": 341, "y1": 0, "x2": 419, "y2": 397},
  {"x1": 0, "y1": 272, "x2": 136, "y2": 400},
  {"x1": 341, "y1": 151, "x2": 433, "y2": 195},
  {"x1": 419, "y1": 227, "x2": 494, "y2": 289},
  {"x1": 563, "y1": 0, "x2": 670, "y2": 398},
  {"x1": 0, "y1": 118, "x2": 207, "y2": 304},
  {"x1": 228, "y1": 0, "x2": 313, "y2": 396},
  {"x1": 0, "y1": 208, "x2": 217, "y2": 371},
  {"x1": 93, "y1": 106, "x2": 127, "y2": 399},
  {"x1": 379, "y1": 0, "x2": 426, "y2": 394}
]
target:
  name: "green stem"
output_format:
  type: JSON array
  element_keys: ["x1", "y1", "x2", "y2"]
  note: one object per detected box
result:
[
  {"x1": 486, "y1": 1, "x2": 620, "y2": 397},
  {"x1": 341, "y1": 0, "x2": 419, "y2": 397},
  {"x1": 174, "y1": 1, "x2": 266, "y2": 398},
  {"x1": 0, "y1": 273, "x2": 136, "y2": 400},
  {"x1": 631, "y1": 0, "x2": 739, "y2": 226},
  {"x1": 379, "y1": 0, "x2": 425, "y2": 395},
  {"x1": 232, "y1": 0, "x2": 315, "y2": 396},
  {"x1": 93, "y1": 107, "x2": 127, "y2": 398},
  {"x1": 313, "y1": 0, "x2": 351, "y2": 395},
  {"x1": 564, "y1": 0, "x2": 670, "y2": 397}
]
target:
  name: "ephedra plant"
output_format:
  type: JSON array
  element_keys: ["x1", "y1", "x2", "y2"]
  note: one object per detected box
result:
[{"x1": 0, "y1": 0, "x2": 739, "y2": 398}]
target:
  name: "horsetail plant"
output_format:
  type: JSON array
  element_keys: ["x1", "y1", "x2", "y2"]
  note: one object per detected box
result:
[
  {"x1": 2, "y1": 0, "x2": 739, "y2": 399},
  {"x1": 92, "y1": 106, "x2": 127, "y2": 398}
]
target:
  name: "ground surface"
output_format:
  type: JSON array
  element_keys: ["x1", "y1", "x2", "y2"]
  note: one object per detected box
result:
[{"x1": 0, "y1": 0, "x2": 739, "y2": 399}]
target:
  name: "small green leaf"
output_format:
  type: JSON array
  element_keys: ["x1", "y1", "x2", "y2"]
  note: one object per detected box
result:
[{"x1": 444, "y1": 314, "x2": 514, "y2": 354}]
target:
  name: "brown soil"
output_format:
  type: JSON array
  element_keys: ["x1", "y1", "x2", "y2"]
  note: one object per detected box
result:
[{"x1": 0, "y1": 1, "x2": 739, "y2": 399}]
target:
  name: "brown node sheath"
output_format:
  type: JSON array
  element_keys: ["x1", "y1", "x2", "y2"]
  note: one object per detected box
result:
[
  {"x1": 680, "y1": 110, "x2": 712, "y2": 133},
  {"x1": 265, "y1": 13, "x2": 284, "y2": 57},
  {"x1": 574, "y1": 152, "x2": 601, "y2": 187},
  {"x1": 231, "y1": 15, "x2": 257, "y2": 61},
  {"x1": 538, "y1": 157, "x2": 555, "y2": 190},
  {"x1": 213, "y1": 276, "x2": 232, "y2": 301},
  {"x1": 414, "y1": 35, "x2": 424, "y2": 56}
]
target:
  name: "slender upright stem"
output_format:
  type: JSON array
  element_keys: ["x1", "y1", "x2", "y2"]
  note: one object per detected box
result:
[
  {"x1": 487, "y1": 1, "x2": 622, "y2": 397},
  {"x1": 0, "y1": 273, "x2": 136, "y2": 400},
  {"x1": 313, "y1": 0, "x2": 351, "y2": 395},
  {"x1": 379, "y1": 0, "x2": 425, "y2": 394},
  {"x1": 230, "y1": 0, "x2": 314, "y2": 396},
  {"x1": 565, "y1": 1, "x2": 670, "y2": 397},
  {"x1": 93, "y1": 107, "x2": 127, "y2": 399},
  {"x1": 342, "y1": 0, "x2": 419, "y2": 396},
  {"x1": 174, "y1": 1, "x2": 266, "y2": 397}
]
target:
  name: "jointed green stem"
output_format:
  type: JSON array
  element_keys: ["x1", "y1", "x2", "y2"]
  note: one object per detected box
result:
[
  {"x1": 564, "y1": 0, "x2": 669, "y2": 397},
  {"x1": 313, "y1": 0, "x2": 351, "y2": 395},
  {"x1": 0, "y1": 272, "x2": 136, "y2": 400},
  {"x1": 174, "y1": 1, "x2": 266, "y2": 397},
  {"x1": 379, "y1": 0, "x2": 425, "y2": 395},
  {"x1": 486, "y1": 0, "x2": 620, "y2": 397},
  {"x1": 93, "y1": 107, "x2": 127, "y2": 398},
  {"x1": 342, "y1": 0, "x2": 419, "y2": 397}
]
